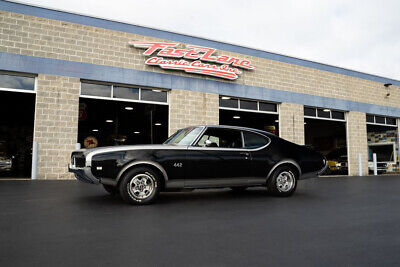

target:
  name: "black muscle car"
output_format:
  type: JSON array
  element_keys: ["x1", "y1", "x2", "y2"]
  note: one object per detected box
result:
[{"x1": 69, "y1": 125, "x2": 327, "y2": 205}]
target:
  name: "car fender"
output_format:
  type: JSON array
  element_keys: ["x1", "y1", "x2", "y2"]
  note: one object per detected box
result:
[
  {"x1": 267, "y1": 159, "x2": 302, "y2": 180},
  {"x1": 116, "y1": 160, "x2": 169, "y2": 185}
]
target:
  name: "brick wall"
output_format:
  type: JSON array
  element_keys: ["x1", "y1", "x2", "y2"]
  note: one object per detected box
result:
[
  {"x1": 169, "y1": 89, "x2": 219, "y2": 135},
  {"x1": 346, "y1": 112, "x2": 368, "y2": 176},
  {"x1": 34, "y1": 74, "x2": 80, "y2": 179},
  {"x1": 278, "y1": 103, "x2": 305, "y2": 145},
  {"x1": 0, "y1": 10, "x2": 399, "y2": 110}
]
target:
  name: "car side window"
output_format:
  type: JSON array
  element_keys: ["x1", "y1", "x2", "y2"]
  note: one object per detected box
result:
[
  {"x1": 243, "y1": 131, "x2": 269, "y2": 149},
  {"x1": 197, "y1": 128, "x2": 243, "y2": 148}
]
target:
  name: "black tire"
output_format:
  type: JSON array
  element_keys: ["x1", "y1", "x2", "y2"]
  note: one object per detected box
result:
[
  {"x1": 102, "y1": 184, "x2": 118, "y2": 195},
  {"x1": 230, "y1": 186, "x2": 247, "y2": 192},
  {"x1": 267, "y1": 165, "x2": 297, "y2": 197},
  {"x1": 119, "y1": 167, "x2": 160, "y2": 205}
]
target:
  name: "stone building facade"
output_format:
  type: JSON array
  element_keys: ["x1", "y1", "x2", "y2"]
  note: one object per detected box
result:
[{"x1": 0, "y1": 1, "x2": 399, "y2": 178}]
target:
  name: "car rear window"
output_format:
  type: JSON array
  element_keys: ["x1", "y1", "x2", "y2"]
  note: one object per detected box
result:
[{"x1": 243, "y1": 131, "x2": 269, "y2": 149}]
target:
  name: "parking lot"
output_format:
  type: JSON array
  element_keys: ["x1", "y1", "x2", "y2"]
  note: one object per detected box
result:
[{"x1": 1, "y1": 175, "x2": 400, "y2": 266}]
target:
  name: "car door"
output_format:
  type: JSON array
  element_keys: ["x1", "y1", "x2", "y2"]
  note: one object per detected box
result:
[
  {"x1": 242, "y1": 130, "x2": 274, "y2": 179},
  {"x1": 185, "y1": 127, "x2": 251, "y2": 187}
]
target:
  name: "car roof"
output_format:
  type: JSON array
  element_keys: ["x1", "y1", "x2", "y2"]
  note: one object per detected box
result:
[{"x1": 186, "y1": 125, "x2": 276, "y2": 137}]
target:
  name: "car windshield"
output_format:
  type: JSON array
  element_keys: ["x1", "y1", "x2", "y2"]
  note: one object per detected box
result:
[{"x1": 163, "y1": 127, "x2": 203, "y2": 146}]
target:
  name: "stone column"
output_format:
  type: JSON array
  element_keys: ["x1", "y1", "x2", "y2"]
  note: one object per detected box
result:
[
  {"x1": 278, "y1": 103, "x2": 304, "y2": 145},
  {"x1": 346, "y1": 111, "x2": 368, "y2": 176},
  {"x1": 168, "y1": 89, "x2": 219, "y2": 135},
  {"x1": 398, "y1": 118, "x2": 400, "y2": 169},
  {"x1": 33, "y1": 74, "x2": 80, "y2": 179}
]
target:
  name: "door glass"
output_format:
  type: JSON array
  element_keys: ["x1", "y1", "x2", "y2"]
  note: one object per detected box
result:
[{"x1": 197, "y1": 128, "x2": 243, "y2": 148}]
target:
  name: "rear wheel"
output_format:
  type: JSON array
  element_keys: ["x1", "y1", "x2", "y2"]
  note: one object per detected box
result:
[
  {"x1": 119, "y1": 167, "x2": 160, "y2": 205},
  {"x1": 267, "y1": 166, "x2": 297, "y2": 197}
]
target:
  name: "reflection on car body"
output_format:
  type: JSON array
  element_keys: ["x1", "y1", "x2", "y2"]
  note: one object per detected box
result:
[{"x1": 69, "y1": 125, "x2": 327, "y2": 205}]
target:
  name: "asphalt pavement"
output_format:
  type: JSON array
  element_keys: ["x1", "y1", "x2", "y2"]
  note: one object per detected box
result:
[{"x1": 1, "y1": 175, "x2": 400, "y2": 267}]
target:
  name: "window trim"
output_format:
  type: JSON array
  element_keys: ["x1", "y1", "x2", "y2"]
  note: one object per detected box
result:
[
  {"x1": 304, "y1": 106, "x2": 346, "y2": 122},
  {"x1": 189, "y1": 126, "x2": 271, "y2": 151},
  {"x1": 242, "y1": 129, "x2": 271, "y2": 149}
]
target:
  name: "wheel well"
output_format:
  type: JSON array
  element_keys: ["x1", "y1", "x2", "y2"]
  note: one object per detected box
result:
[
  {"x1": 268, "y1": 162, "x2": 301, "y2": 181},
  {"x1": 117, "y1": 164, "x2": 166, "y2": 189}
]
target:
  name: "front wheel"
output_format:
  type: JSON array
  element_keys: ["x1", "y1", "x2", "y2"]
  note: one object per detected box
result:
[
  {"x1": 267, "y1": 166, "x2": 297, "y2": 197},
  {"x1": 119, "y1": 167, "x2": 160, "y2": 205}
]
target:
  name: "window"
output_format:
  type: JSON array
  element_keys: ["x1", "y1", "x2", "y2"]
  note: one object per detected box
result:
[
  {"x1": 0, "y1": 73, "x2": 35, "y2": 91},
  {"x1": 197, "y1": 128, "x2": 243, "y2": 148},
  {"x1": 81, "y1": 81, "x2": 168, "y2": 103},
  {"x1": 259, "y1": 102, "x2": 277, "y2": 112},
  {"x1": 81, "y1": 82, "x2": 111, "y2": 97},
  {"x1": 219, "y1": 96, "x2": 277, "y2": 114},
  {"x1": 366, "y1": 114, "x2": 398, "y2": 126},
  {"x1": 141, "y1": 89, "x2": 167, "y2": 102},
  {"x1": 113, "y1": 86, "x2": 139, "y2": 100},
  {"x1": 219, "y1": 97, "x2": 238, "y2": 108},
  {"x1": 243, "y1": 131, "x2": 269, "y2": 149},
  {"x1": 164, "y1": 127, "x2": 203, "y2": 146},
  {"x1": 304, "y1": 106, "x2": 345, "y2": 121},
  {"x1": 240, "y1": 100, "x2": 257, "y2": 110}
]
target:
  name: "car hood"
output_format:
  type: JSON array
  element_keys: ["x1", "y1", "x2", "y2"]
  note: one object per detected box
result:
[{"x1": 78, "y1": 144, "x2": 184, "y2": 156}]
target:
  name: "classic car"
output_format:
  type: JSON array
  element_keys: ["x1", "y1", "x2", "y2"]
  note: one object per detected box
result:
[{"x1": 69, "y1": 125, "x2": 327, "y2": 205}]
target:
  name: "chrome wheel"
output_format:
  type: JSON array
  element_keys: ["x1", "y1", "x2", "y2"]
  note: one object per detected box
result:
[
  {"x1": 128, "y1": 173, "x2": 155, "y2": 200},
  {"x1": 276, "y1": 171, "x2": 295, "y2": 192}
]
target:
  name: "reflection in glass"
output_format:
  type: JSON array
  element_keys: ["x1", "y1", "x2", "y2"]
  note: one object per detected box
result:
[
  {"x1": 113, "y1": 86, "x2": 139, "y2": 100},
  {"x1": 0, "y1": 73, "x2": 35, "y2": 91},
  {"x1": 81, "y1": 83, "x2": 111, "y2": 97},
  {"x1": 141, "y1": 89, "x2": 167, "y2": 102}
]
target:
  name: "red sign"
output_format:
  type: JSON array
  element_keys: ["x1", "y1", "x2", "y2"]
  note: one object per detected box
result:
[{"x1": 129, "y1": 42, "x2": 254, "y2": 80}]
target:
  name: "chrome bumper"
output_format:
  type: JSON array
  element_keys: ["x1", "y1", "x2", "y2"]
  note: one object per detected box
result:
[{"x1": 68, "y1": 164, "x2": 99, "y2": 184}]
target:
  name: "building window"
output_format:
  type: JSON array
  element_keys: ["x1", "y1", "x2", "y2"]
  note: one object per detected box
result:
[
  {"x1": 81, "y1": 81, "x2": 168, "y2": 104},
  {"x1": 0, "y1": 72, "x2": 35, "y2": 92},
  {"x1": 304, "y1": 106, "x2": 346, "y2": 121},
  {"x1": 219, "y1": 96, "x2": 277, "y2": 114},
  {"x1": 366, "y1": 114, "x2": 397, "y2": 127}
]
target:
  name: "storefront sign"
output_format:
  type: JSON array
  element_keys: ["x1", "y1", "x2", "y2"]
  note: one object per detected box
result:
[{"x1": 129, "y1": 42, "x2": 254, "y2": 80}]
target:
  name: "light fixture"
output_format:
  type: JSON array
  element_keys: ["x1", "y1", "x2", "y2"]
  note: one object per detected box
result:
[
  {"x1": 152, "y1": 89, "x2": 162, "y2": 92},
  {"x1": 323, "y1": 109, "x2": 331, "y2": 112},
  {"x1": 92, "y1": 129, "x2": 99, "y2": 132},
  {"x1": 221, "y1": 96, "x2": 231, "y2": 100},
  {"x1": 106, "y1": 120, "x2": 113, "y2": 123},
  {"x1": 155, "y1": 123, "x2": 162, "y2": 126},
  {"x1": 125, "y1": 106, "x2": 133, "y2": 110},
  {"x1": 275, "y1": 120, "x2": 279, "y2": 122},
  {"x1": 304, "y1": 122, "x2": 307, "y2": 125},
  {"x1": 134, "y1": 131, "x2": 140, "y2": 134},
  {"x1": 233, "y1": 115, "x2": 240, "y2": 119}
]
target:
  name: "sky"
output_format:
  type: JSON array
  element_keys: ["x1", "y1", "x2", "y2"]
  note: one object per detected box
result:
[{"x1": 17, "y1": 0, "x2": 400, "y2": 80}]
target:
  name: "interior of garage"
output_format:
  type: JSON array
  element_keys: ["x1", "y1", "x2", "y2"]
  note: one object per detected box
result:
[
  {"x1": 0, "y1": 91, "x2": 35, "y2": 178},
  {"x1": 366, "y1": 115, "x2": 399, "y2": 174},
  {"x1": 304, "y1": 107, "x2": 347, "y2": 175},
  {"x1": 78, "y1": 98, "x2": 168, "y2": 148}
]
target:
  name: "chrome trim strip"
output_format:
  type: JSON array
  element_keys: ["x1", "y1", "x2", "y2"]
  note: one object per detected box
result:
[
  {"x1": 267, "y1": 160, "x2": 302, "y2": 179},
  {"x1": 116, "y1": 160, "x2": 169, "y2": 183}
]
